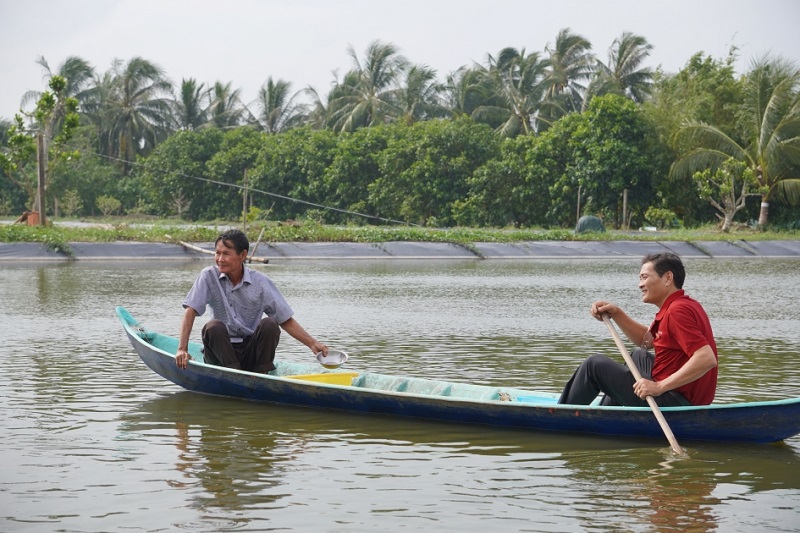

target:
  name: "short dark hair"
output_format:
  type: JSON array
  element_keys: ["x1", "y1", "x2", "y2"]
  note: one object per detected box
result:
[
  {"x1": 215, "y1": 229, "x2": 249, "y2": 254},
  {"x1": 642, "y1": 252, "x2": 685, "y2": 289}
]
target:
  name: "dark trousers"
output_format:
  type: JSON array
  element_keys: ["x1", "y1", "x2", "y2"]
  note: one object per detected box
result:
[
  {"x1": 201, "y1": 318, "x2": 280, "y2": 373},
  {"x1": 558, "y1": 348, "x2": 691, "y2": 407}
]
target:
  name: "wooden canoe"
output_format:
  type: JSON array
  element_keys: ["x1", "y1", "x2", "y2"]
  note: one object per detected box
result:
[{"x1": 117, "y1": 306, "x2": 800, "y2": 444}]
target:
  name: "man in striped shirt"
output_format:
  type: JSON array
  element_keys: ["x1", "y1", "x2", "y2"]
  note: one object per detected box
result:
[{"x1": 175, "y1": 229, "x2": 328, "y2": 373}]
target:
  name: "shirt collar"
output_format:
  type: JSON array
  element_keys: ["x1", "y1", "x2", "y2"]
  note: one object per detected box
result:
[
  {"x1": 654, "y1": 289, "x2": 684, "y2": 321},
  {"x1": 217, "y1": 266, "x2": 251, "y2": 286}
]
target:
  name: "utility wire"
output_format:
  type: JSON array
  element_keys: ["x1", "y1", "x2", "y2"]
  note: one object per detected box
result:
[{"x1": 69, "y1": 144, "x2": 418, "y2": 227}]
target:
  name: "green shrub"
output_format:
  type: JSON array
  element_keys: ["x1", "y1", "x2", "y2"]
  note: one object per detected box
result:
[
  {"x1": 645, "y1": 207, "x2": 679, "y2": 229},
  {"x1": 96, "y1": 195, "x2": 122, "y2": 216}
]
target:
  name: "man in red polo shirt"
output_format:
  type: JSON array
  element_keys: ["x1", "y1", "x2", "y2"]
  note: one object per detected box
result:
[{"x1": 559, "y1": 252, "x2": 718, "y2": 406}]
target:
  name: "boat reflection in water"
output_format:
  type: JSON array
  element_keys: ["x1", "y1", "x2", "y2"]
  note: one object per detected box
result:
[{"x1": 122, "y1": 391, "x2": 800, "y2": 531}]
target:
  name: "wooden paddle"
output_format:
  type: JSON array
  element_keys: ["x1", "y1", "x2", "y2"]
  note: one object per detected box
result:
[{"x1": 602, "y1": 314, "x2": 686, "y2": 455}]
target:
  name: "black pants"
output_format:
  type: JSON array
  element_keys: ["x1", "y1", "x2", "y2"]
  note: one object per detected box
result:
[
  {"x1": 201, "y1": 318, "x2": 280, "y2": 373},
  {"x1": 558, "y1": 348, "x2": 691, "y2": 407}
]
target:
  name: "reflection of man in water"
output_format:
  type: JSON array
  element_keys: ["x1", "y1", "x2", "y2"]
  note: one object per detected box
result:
[
  {"x1": 645, "y1": 475, "x2": 718, "y2": 531},
  {"x1": 566, "y1": 452, "x2": 718, "y2": 531},
  {"x1": 175, "y1": 229, "x2": 328, "y2": 373},
  {"x1": 167, "y1": 397, "x2": 290, "y2": 510}
]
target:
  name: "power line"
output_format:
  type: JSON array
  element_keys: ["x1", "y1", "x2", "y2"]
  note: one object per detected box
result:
[{"x1": 70, "y1": 144, "x2": 418, "y2": 226}]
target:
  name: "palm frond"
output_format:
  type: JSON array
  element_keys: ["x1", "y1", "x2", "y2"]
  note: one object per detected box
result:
[{"x1": 773, "y1": 178, "x2": 800, "y2": 205}]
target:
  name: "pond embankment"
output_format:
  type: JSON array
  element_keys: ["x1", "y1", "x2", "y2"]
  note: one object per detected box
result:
[{"x1": 2, "y1": 239, "x2": 800, "y2": 261}]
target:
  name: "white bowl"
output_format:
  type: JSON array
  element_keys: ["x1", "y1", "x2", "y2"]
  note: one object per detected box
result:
[{"x1": 316, "y1": 349, "x2": 349, "y2": 369}]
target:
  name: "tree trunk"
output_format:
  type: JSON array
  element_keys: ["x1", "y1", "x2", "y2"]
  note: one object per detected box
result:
[
  {"x1": 37, "y1": 133, "x2": 47, "y2": 226},
  {"x1": 758, "y1": 197, "x2": 769, "y2": 226},
  {"x1": 721, "y1": 212, "x2": 733, "y2": 232}
]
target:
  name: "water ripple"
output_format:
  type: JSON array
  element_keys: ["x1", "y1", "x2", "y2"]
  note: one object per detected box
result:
[{"x1": 1, "y1": 260, "x2": 799, "y2": 532}]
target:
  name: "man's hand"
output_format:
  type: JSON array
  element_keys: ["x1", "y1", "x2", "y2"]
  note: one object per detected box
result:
[
  {"x1": 311, "y1": 341, "x2": 329, "y2": 357},
  {"x1": 633, "y1": 378, "x2": 662, "y2": 399},
  {"x1": 643, "y1": 345, "x2": 717, "y2": 396},
  {"x1": 176, "y1": 348, "x2": 191, "y2": 369},
  {"x1": 177, "y1": 307, "x2": 197, "y2": 370},
  {"x1": 590, "y1": 301, "x2": 618, "y2": 320}
]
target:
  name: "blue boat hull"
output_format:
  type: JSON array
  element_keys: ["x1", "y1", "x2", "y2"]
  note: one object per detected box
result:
[{"x1": 117, "y1": 306, "x2": 800, "y2": 444}]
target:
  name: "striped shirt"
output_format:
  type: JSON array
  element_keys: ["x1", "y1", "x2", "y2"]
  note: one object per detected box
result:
[{"x1": 183, "y1": 266, "x2": 294, "y2": 338}]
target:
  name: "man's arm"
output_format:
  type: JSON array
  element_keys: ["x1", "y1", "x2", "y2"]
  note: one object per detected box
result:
[
  {"x1": 634, "y1": 345, "x2": 717, "y2": 398},
  {"x1": 280, "y1": 317, "x2": 328, "y2": 356},
  {"x1": 176, "y1": 306, "x2": 198, "y2": 369},
  {"x1": 592, "y1": 302, "x2": 651, "y2": 347}
]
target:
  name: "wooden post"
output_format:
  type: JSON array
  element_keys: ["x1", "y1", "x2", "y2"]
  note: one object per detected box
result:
[
  {"x1": 576, "y1": 184, "x2": 581, "y2": 226},
  {"x1": 622, "y1": 188, "x2": 628, "y2": 229},
  {"x1": 36, "y1": 132, "x2": 47, "y2": 226},
  {"x1": 242, "y1": 169, "x2": 248, "y2": 233}
]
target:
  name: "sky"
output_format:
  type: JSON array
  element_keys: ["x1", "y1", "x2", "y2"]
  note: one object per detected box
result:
[{"x1": 1, "y1": 0, "x2": 799, "y2": 120}]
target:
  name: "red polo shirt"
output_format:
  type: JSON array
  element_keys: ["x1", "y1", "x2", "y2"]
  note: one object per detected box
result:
[{"x1": 648, "y1": 290, "x2": 718, "y2": 405}]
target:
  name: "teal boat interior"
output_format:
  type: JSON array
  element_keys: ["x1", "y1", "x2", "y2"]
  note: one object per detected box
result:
[{"x1": 130, "y1": 313, "x2": 564, "y2": 405}]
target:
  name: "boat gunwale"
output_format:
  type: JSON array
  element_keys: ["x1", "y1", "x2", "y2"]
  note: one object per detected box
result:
[{"x1": 117, "y1": 306, "x2": 800, "y2": 414}]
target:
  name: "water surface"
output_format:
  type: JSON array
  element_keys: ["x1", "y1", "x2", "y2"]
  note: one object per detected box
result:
[{"x1": 1, "y1": 258, "x2": 798, "y2": 532}]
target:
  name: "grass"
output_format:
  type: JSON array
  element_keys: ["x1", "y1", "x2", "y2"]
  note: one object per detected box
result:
[{"x1": 1, "y1": 216, "x2": 799, "y2": 247}]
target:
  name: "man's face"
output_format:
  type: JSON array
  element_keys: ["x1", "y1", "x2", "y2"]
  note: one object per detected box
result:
[
  {"x1": 638, "y1": 261, "x2": 672, "y2": 306},
  {"x1": 214, "y1": 240, "x2": 246, "y2": 276}
]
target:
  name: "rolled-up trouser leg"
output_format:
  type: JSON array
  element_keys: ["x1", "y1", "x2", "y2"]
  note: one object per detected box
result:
[
  {"x1": 240, "y1": 317, "x2": 281, "y2": 373},
  {"x1": 202, "y1": 319, "x2": 241, "y2": 369}
]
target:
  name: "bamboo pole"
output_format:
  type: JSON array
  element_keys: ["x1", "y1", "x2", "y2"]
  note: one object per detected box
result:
[{"x1": 166, "y1": 235, "x2": 269, "y2": 264}]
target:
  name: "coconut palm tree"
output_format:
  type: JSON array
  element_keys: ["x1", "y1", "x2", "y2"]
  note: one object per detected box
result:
[
  {"x1": 672, "y1": 55, "x2": 800, "y2": 226},
  {"x1": 543, "y1": 28, "x2": 594, "y2": 115},
  {"x1": 396, "y1": 64, "x2": 446, "y2": 124},
  {"x1": 252, "y1": 77, "x2": 305, "y2": 133},
  {"x1": 0, "y1": 118, "x2": 11, "y2": 145},
  {"x1": 208, "y1": 81, "x2": 247, "y2": 129},
  {"x1": 101, "y1": 57, "x2": 173, "y2": 171},
  {"x1": 173, "y1": 78, "x2": 210, "y2": 131},
  {"x1": 301, "y1": 85, "x2": 333, "y2": 130},
  {"x1": 587, "y1": 32, "x2": 654, "y2": 107},
  {"x1": 328, "y1": 40, "x2": 408, "y2": 132},
  {"x1": 20, "y1": 56, "x2": 95, "y2": 135},
  {"x1": 442, "y1": 66, "x2": 491, "y2": 119},
  {"x1": 80, "y1": 71, "x2": 118, "y2": 157},
  {"x1": 21, "y1": 56, "x2": 95, "y2": 108},
  {"x1": 474, "y1": 47, "x2": 551, "y2": 137}
]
